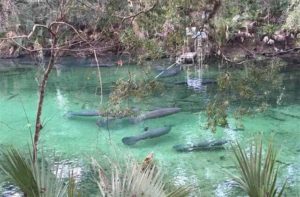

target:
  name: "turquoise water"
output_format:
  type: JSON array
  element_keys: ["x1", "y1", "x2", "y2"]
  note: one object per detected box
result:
[{"x1": 0, "y1": 58, "x2": 299, "y2": 196}]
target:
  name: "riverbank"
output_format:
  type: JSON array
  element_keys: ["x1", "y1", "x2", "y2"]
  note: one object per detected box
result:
[
  {"x1": 2, "y1": 32, "x2": 300, "y2": 68},
  {"x1": 1, "y1": 0, "x2": 300, "y2": 64}
]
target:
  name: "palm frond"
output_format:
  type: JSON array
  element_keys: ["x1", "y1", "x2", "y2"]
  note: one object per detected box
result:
[
  {"x1": 0, "y1": 147, "x2": 39, "y2": 196},
  {"x1": 166, "y1": 186, "x2": 193, "y2": 197},
  {"x1": 231, "y1": 137, "x2": 286, "y2": 197},
  {"x1": 0, "y1": 147, "x2": 70, "y2": 197}
]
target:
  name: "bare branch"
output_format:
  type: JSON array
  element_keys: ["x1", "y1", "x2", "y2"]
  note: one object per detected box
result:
[
  {"x1": 27, "y1": 24, "x2": 51, "y2": 39},
  {"x1": 1, "y1": 35, "x2": 116, "y2": 53},
  {"x1": 221, "y1": 53, "x2": 250, "y2": 65},
  {"x1": 116, "y1": 0, "x2": 158, "y2": 23},
  {"x1": 49, "y1": 21, "x2": 92, "y2": 46},
  {"x1": 1, "y1": 21, "x2": 107, "y2": 54}
]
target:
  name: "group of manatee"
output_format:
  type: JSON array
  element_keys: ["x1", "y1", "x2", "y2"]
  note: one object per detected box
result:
[
  {"x1": 66, "y1": 107, "x2": 228, "y2": 152},
  {"x1": 66, "y1": 63, "x2": 227, "y2": 152}
]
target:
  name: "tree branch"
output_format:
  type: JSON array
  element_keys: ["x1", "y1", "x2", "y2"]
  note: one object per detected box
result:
[
  {"x1": 27, "y1": 24, "x2": 54, "y2": 39},
  {"x1": 116, "y1": 0, "x2": 158, "y2": 23},
  {"x1": 49, "y1": 21, "x2": 92, "y2": 46},
  {"x1": 32, "y1": 35, "x2": 58, "y2": 163},
  {"x1": 1, "y1": 21, "x2": 108, "y2": 55},
  {"x1": 1, "y1": 36, "x2": 116, "y2": 53}
]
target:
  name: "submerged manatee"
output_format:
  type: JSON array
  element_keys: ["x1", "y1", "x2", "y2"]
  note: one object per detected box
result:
[
  {"x1": 173, "y1": 140, "x2": 228, "y2": 152},
  {"x1": 96, "y1": 108, "x2": 180, "y2": 127},
  {"x1": 155, "y1": 65, "x2": 181, "y2": 78},
  {"x1": 130, "y1": 107, "x2": 181, "y2": 123},
  {"x1": 122, "y1": 126, "x2": 172, "y2": 145},
  {"x1": 96, "y1": 117, "x2": 132, "y2": 128},
  {"x1": 65, "y1": 110, "x2": 101, "y2": 118}
]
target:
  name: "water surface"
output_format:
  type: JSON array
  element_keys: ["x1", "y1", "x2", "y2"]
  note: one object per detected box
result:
[{"x1": 0, "y1": 58, "x2": 299, "y2": 196}]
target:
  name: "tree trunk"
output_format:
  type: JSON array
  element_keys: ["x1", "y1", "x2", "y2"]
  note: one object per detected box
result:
[{"x1": 32, "y1": 36, "x2": 57, "y2": 163}]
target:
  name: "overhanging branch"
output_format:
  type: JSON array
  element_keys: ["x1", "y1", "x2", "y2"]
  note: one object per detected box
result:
[{"x1": 116, "y1": 0, "x2": 158, "y2": 23}]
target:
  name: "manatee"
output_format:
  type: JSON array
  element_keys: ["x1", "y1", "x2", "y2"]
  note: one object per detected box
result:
[
  {"x1": 65, "y1": 110, "x2": 101, "y2": 118},
  {"x1": 122, "y1": 126, "x2": 172, "y2": 145},
  {"x1": 173, "y1": 140, "x2": 228, "y2": 152},
  {"x1": 130, "y1": 107, "x2": 181, "y2": 123}
]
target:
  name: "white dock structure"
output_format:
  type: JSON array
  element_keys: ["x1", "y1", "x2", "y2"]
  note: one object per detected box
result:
[
  {"x1": 176, "y1": 52, "x2": 197, "y2": 64},
  {"x1": 177, "y1": 27, "x2": 209, "y2": 66}
]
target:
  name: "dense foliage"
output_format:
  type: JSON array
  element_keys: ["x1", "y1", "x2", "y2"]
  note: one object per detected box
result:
[{"x1": 0, "y1": 0, "x2": 299, "y2": 59}]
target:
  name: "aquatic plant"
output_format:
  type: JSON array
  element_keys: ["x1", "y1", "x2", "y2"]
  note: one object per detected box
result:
[
  {"x1": 105, "y1": 75, "x2": 163, "y2": 118},
  {"x1": 231, "y1": 137, "x2": 286, "y2": 197},
  {"x1": 0, "y1": 147, "x2": 78, "y2": 197},
  {"x1": 206, "y1": 99, "x2": 229, "y2": 132},
  {"x1": 92, "y1": 157, "x2": 191, "y2": 197},
  {"x1": 110, "y1": 77, "x2": 163, "y2": 103}
]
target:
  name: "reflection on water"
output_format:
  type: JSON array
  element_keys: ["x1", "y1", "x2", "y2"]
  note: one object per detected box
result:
[
  {"x1": 56, "y1": 88, "x2": 70, "y2": 112},
  {"x1": 0, "y1": 58, "x2": 299, "y2": 196}
]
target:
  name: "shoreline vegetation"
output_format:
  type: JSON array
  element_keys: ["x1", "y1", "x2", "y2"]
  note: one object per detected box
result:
[{"x1": 0, "y1": 0, "x2": 300, "y2": 63}]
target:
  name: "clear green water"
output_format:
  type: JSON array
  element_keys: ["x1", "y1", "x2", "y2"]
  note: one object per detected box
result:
[{"x1": 0, "y1": 58, "x2": 299, "y2": 196}]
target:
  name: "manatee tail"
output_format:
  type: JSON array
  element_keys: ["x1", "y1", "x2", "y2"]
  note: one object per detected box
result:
[{"x1": 122, "y1": 137, "x2": 139, "y2": 145}]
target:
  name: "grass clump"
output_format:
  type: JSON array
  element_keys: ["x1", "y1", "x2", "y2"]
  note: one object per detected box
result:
[{"x1": 92, "y1": 157, "x2": 191, "y2": 197}]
